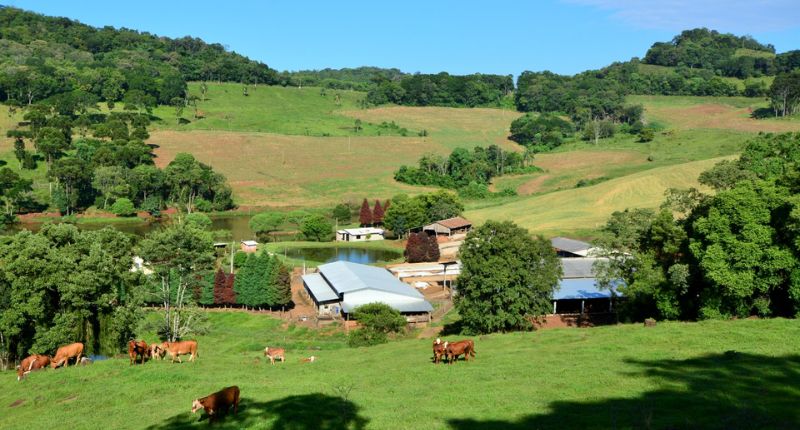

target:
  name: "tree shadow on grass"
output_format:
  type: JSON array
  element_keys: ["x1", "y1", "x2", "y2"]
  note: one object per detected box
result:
[
  {"x1": 448, "y1": 351, "x2": 800, "y2": 429},
  {"x1": 147, "y1": 393, "x2": 368, "y2": 429}
]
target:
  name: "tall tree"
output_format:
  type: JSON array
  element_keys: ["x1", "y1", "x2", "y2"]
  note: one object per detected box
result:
[
  {"x1": 455, "y1": 220, "x2": 562, "y2": 334},
  {"x1": 372, "y1": 200, "x2": 384, "y2": 225},
  {"x1": 138, "y1": 222, "x2": 214, "y2": 341},
  {"x1": 359, "y1": 198, "x2": 372, "y2": 226}
]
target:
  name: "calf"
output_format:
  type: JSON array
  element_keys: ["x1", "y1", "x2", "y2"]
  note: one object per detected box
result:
[
  {"x1": 444, "y1": 340, "x2": 476, "y2": 364},
  {"x1": 149, "y1": 343, "x2": 165, "y2": 360},
  {"x1": 161, "y1": 340, "x2": 198, "y2": 363},
  {"x1": 432, "y1": 338, "x2": 446, "y2": 364},
  {"x1": 300, "y1": 355, "x2": 316, "y2": 363},
  {"x1": 264, "y1": 347, "x2": 285, "y2": 365},
  {"x1": 51, "y1": 342, "x2": 84, "y2": 368},
  {"x1": 17, "y1": 354, "x2": 51, "y2": 381},
  {"x1": 128, "y1": 340, "x2": 149, "y2": 365},
  {"x1": 192, "y1": 386, "x2": 240, "y2": 423}
]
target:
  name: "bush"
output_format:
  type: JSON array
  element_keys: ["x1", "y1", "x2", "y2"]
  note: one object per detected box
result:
[
  {"x1": 233, "y1": 251, "x2": 248, "y2": 269},
  {"x1": 140, "y1": 196, "x2": 162, "y2": 216},
  {"x1": 111, "y1": 198, "x2": 136, "y2": 217},
  {"x1": 638, "y1": 128, "x2": 655, "y2": 142},
  {"x1": 194, "y1": 198, "x2": 213, "y2": 213},
  {"x1": 348, "y1": 303, "x2": 406, "y2": 347},
  {"x1": 185, "y1": 212, "x2": 212, "y2": 230}
]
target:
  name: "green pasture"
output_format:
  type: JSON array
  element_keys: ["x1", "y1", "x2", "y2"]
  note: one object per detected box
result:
[{"x1": 1, "y1": 311, "x2": 799, "y2": 429}]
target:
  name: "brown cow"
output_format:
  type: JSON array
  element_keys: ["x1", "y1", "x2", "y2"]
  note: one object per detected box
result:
[
  {"x1": 128, "y1": 340, "x2": 150, "y2": 365},
  {"x1": 264, "y1": 347, "x2": 285, "y2": 365},
  {"x1": 161, "y1": 340, "x2": 198, "y2": 363},
  {"x1": 51, "y1": 342, "x2": 84, "y2": 368},
  {"x1": 432, "y1": 338, "x2": 446, "y2": 364},
  {"x1": 444, "y1": 340, "x2": 476, "y2": 364},
  {"x1": 191, "y1": 386, "x2": 240, "y2": 423},
  {"x1": 17, "y1": 354, "x2": 51, "y2": 381}
]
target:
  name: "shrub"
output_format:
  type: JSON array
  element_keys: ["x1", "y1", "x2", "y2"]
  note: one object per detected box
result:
[
  {"x1": 185, "y1": 212, "x2": 212, "y2": 230},
  {"x1": 194, "y1": 198, "x2": 213, "y2": 212},
  {"x1": 111, "y1": 198, "x2": 136, "y2": 217},
  {"x1": 347, "y1": 303, "x2": 406, "y2": 347},
  {"x1": 233, "y1": 251, "x2": 248, "y2": 268},
  {"x1": 638, "y1": 128, "x2": 655, "y2": 142}
]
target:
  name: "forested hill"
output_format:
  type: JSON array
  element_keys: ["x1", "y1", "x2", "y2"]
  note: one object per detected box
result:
[
  {"x1": 0, "y1": 6, "x2": 278, "y2": 106},
  {"x1": 643, "y1": 28, "x2": 799, "y2": 78}
]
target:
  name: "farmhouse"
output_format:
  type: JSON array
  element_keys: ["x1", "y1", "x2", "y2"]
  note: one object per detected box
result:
[
  {"x1": 336, "y1": 227, "x2": 385, "y2": 242},
  {"x1": 551, "y1": 237, "x2": 599, "y2": 258},
  {"x1": 423, "y1": 216, "x2": 472, "y2": 237},
  {"x1": 302, "y1": 261, "x2": 434, "y2": 322},
  {"x1": 240, "y1": 240, "x2": 258, "y2": 253}
]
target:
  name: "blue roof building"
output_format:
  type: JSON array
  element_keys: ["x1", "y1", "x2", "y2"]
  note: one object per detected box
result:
[{"x1": 301, "y1": 261, "x2": 434, "y2": 320}]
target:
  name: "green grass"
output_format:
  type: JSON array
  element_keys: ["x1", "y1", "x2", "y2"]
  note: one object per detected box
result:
[
  {"x1": 2, "y1": 311, "x2": 800, "y2": 429},
  {"x1": 152, "y1": 82, "x2": 413, "y2": 137},
  {"x1": 734, "y1": 48, "x2": 776, "y2": 58}
]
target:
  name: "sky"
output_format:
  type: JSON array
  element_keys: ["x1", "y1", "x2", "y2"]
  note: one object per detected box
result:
[{"x1": 6, "y1": 0, "x2": 800, "y2": 76}]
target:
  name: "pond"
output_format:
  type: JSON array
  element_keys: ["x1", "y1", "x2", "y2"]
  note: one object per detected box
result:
[{"x1": 275, "y1": 246, "x2": 402, "y2": 265}]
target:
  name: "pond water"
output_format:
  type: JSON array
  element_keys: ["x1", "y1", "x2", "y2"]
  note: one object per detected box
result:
[{"x1": 275, "y1": 246, "x2": 401, "y2": 264}]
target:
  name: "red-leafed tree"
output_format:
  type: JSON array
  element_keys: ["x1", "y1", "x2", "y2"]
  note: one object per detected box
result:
[
  {"x1": 359, "y1": 198, "x2": 372, "y2": 226},
  {"x1": 372, "y1": 200, "x2": 384, "y2": 225},
  {"x1": 214, "y1": 268, "x2": 237, "y2": 305},
  {"x1": 213, "y1": 268, "x2": 226, "y2": 304},
  {"x1": 405, "y1": 232, "x2": 440, "y2": 263},
  {"x1": 405, "y1": 232, "x2": 423, "y2": 263}
]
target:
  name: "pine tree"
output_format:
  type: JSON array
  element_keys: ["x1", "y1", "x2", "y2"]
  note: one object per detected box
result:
[
  {"x1": 275, "y1": 264, "x2": 293, "y2": 309},
  {"x1": 359, "y1": 198, "x2": 372, "y2": 226},
  {"x1": 251, "y1": 253, "x2": 275, "y2": 308},
  {"x1": 213, "y1": 268, "x2": 227, "y2": 305},
  {"x1": 222, "y1": 273, "x2": 237, "y2": 305},
  {"x1": 384, "y1": 199, "x2": 391, "y2": 213},
  {"x1": 372, "y1": 200, "x2": 384, "y2": 225},
  {"x1": 234, "y1": 254, "x2": 256, "y2": 308}
]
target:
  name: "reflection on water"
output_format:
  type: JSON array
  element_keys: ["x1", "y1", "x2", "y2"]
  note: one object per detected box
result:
[{"x1": 278, "y1": 246, "x2": 401, "y2": 264}]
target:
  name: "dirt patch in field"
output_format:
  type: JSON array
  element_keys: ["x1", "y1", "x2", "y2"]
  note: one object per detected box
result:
[
  {"x1": 647, "y1": 103, "x2": 800, "y2": 133},
  {"x1": 8, "y1": 399, "x2": 25, "y2": 408},
  {"x1": 59, "y1": 395, "x2": 79, "y2": 404}
]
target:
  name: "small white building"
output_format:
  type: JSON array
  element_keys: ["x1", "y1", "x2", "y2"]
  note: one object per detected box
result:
[{"x1": 336, "y1": 227, "x2": 385, "y2": 242}]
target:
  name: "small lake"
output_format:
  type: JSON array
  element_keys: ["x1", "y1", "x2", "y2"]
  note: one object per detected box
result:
[{"x1": 275, "y1": 246, "x2": 402, "y2": 264}]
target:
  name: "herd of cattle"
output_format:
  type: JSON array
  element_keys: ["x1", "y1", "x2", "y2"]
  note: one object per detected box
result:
[{"x1": 12, "y1": 336, "x2": 476, "y2": 422}]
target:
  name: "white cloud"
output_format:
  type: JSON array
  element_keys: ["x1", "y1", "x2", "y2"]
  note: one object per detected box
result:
[{"x1": 566, "y1": 0, "x2": 800, "y2": 33}]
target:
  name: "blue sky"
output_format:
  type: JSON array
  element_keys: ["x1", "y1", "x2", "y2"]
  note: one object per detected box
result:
[{"x1": 7, "y1": 0, "x2": 800, "y2": 76}]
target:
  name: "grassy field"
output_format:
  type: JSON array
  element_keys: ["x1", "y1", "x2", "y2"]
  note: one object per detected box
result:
[
  {"x1": 2, "y1": 311, "x2": 799, "y2": 429},
  {"x1": 467, "y1": 156, "x2": 732, "y2": 237}
]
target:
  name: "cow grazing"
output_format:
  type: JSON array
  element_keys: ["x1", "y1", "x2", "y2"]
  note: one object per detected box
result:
[
  {"x1": 51, "y1": 342, "x2": 84, "y2": 368},
  {"x1": 192, "y1": 386, "x2": 240, "y2": 423},
  {"x1": 161, "y1": 340, "x2": 198, "y2": 363},
  {"x1": 264, "y1": 347, "x2": 285, "y2": 365},
  {"x1": 128, "y1": 340, "x2": 150, "y2": 365},
  {"x1": 444, "y1": 340, "x2": 476, "y2": 364},
  {"x1": 17, "y1": 354, "x2": 51, "y2": 381},
  {"x1": 433, "y1": 338, "x2": 446, "y2": 364}
]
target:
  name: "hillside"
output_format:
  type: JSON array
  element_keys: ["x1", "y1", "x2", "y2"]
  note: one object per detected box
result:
[{"x1": 1, "y1": 311, "x2": 799, "y2": 429}]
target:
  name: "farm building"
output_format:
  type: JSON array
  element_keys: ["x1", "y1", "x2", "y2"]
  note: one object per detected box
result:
[
  {"x1": 240, "y1": 240, "x2": 258, "y2": 253},
  {"x1": 423, "y1": 216, "x2": 472, "y2": 237},
  {"x1": 336, "y1": 227, "x2": 385, "y2": 242},
  {"x1": 550, "y1": 237, "x2": 599, "y2": 258},
  {"x1": 301, "y1": 261, "x2": 434, "y2": 323},
  {"x1": 553, "y1": 257, "x2": 621, "y2": 314}
]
